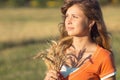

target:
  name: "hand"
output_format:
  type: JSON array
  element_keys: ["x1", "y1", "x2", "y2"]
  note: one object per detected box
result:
[{"x1": 44, "y1": 70, "x2": 60, "y2": 80}]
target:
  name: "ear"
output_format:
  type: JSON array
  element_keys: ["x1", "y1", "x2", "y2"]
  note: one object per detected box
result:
[{"x1": 89, "y1": 20, "x2": 95, "y2": 28}]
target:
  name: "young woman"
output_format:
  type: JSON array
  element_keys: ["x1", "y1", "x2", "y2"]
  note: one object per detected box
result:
[{"x1": 44, "y1": 0, "x2": 116, "y2": 80}]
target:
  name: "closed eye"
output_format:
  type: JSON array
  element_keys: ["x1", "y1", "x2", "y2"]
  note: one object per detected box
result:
[
  {"x1": 65, "y1": 14, "x2": 79, "y2": 19},
  {"x1": 72, "y1": 15, "x2": 78, "y2": 18}
]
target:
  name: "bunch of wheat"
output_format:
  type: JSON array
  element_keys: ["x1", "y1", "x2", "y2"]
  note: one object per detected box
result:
[{"x1": 33, "y1": 36, "x2": 73, "y2": 72}]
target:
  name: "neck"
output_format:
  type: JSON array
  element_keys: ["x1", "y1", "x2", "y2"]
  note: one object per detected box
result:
[{"x1": 72, "y1": 36, "x2": 94, "y2": 51}]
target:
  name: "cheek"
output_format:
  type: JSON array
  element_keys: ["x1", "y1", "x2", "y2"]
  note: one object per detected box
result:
[
  {"x1": 78, "y1": 20, "x2": 89, "y2": 30},
  {"x1": 74, "y1": 21, "x2": 89, "y2": 34},
  {"x1": 65, "y1": 21, "x2": 67, "y2": 29},
  {"x1": 65, "y1": 19, "x2": 68, "y2": 28},
  {"x1": 75, "y1": 21, "x2": 86, "y2": 30}
]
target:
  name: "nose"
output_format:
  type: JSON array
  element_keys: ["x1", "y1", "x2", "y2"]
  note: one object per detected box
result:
[{"x1": 66, "y1": 17, "x2": 72, "y2": 25}]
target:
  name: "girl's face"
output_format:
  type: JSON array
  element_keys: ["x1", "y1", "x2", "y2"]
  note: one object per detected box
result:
[{"x1": 65, "y1": 4, "x2": 90, "y2": 37}]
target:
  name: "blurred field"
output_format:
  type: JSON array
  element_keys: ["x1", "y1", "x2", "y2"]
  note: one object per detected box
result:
[
  {"x1": 0, "y1": 6, "x2": 120, "y2": 80},
  {"x1": 0, "y1": 8, "x2": 60, "y2": 43}
]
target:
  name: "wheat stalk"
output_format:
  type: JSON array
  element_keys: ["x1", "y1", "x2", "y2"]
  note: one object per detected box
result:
[{"x1": 33, "y1": 36, "x2": 73, "y2": 72}]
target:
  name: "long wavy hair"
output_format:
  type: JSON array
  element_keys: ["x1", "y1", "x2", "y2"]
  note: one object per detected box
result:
[{"x1": 59, "y1": 0, "x2": 111, "y2": 51}]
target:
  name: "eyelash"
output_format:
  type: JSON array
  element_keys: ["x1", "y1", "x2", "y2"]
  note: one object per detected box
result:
[{"x1": 73, "y1": 15, "x2": 78, "y2": 18}]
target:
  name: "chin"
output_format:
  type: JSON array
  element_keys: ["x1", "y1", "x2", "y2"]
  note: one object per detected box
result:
[
  {"x1": 68, "y1": 33, "x2": 73, "y2": 36},
  {"x1": 67, "y1": 32, "x2": 77, "y2": 36},
  {"x1": 68, "y1": 33, "x2": 83, "y2": 37},
  {"x1": 68, "y1": 33, "x2": 76, "y2": 36}
]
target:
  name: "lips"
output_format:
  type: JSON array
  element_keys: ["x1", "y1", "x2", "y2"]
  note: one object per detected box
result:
[{"x1": 67, "y1": 27, "x2": 74, "y2": 31}]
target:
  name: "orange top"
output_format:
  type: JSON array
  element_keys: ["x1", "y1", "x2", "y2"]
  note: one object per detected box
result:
[{"x1": 60, "y1": 46, "x2": 116, "y2": 80}]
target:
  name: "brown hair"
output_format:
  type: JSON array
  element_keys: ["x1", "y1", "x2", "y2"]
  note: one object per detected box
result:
[{"x1": 59, "y1": 0, "x2": 111, "y2": 51}]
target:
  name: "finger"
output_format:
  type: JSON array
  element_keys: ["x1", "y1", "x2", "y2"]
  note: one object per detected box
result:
[
  {"x1": 50, "y1": 76, "x2": 58, "y2": 80},
  {"x1": 49, "y1": 70, "x2": 60, "y2": 77},
  {"x1": 50, "y1": 71, "x2": 60, "y2": 80},
  {"x1": 45, "y1": 71, "x2": 59, "y2": 80}
]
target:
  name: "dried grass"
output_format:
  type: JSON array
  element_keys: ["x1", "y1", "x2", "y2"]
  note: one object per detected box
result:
[{"x1": 33, "y1": 36, "x2": 73, "y2": 72}]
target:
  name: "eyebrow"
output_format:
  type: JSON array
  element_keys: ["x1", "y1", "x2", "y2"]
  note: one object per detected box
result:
[
  {"x1": 66, "y1": 13, "x2": 80, "y2": 15},
  {"x1": 65, "y1": 13, "x2": 81, "y2": 17}
]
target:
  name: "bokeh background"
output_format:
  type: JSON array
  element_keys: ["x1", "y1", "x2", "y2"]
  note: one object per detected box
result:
[{"x1": 0, "y1": 0, "x2": 120, "y2": 80}]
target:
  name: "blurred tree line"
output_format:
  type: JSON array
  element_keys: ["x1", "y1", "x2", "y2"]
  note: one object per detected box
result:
[
  {"x1": 0, "y1": 0, "x2": 63, "y2": 8},
  {"x1": 0, "y1": 0, "x2": 120, "y2": 8}
]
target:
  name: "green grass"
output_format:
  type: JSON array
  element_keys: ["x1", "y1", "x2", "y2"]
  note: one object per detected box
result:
[
  {"x1": 0, "y1": 6, "x2": 120, "y2": 80},
  {"x1": 112, "y1": 32, "x2": 120, "y2": 79},
  {"x1": 0, "y1": 43, "x2": 47, "y2": 80}
]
